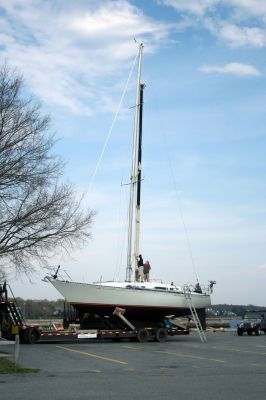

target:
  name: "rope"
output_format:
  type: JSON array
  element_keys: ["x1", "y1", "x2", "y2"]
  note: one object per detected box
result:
[
  {"x1": 167, "y1": 158, "x2": 199, "y2": 283},
  {"x1": 85, "y1": 53, "x2": 138, "y2": 194},
  {"x1": 82, "y1": 49, "x2": 139, "y2": 280},
  {"x1": 149, "y1": 84, "x2": 200, "y2": 283}
]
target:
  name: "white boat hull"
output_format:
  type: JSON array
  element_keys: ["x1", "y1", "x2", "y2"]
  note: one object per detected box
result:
[{"x1": 48, "y1": 278, "x2": 211, "y2": 320}]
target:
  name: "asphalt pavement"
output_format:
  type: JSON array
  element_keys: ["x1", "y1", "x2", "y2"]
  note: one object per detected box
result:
[{"x1": 1, "y1": 331, "x2": 266, "y2": 400}]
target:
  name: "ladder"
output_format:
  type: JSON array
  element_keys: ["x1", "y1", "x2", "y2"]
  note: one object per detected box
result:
[
  {"x1": 183, "y1": 285, "x2": 207, "y2": 343},
  {"x1": 6, "y1": 302, "x2": 25, "y2": 327},
  {"x1": 3, "y1": 282, "x2": 26, "y2": 326}
]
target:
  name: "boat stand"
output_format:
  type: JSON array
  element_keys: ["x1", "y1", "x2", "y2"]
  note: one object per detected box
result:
[{"x1": 112, "y1": 307, "x2": 136, "y2": 330}]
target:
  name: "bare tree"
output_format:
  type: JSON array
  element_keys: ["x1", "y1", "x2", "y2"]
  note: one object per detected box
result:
[{"x1": 0, "y1": 64, "x2": 94, "y2": 276}]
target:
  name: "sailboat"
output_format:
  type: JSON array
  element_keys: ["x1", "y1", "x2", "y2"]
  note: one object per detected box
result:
[{"x1": 47, "y1": 43, "x2": 214, "y2": 322}]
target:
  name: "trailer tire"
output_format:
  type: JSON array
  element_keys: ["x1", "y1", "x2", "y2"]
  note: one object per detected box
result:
[
  {"x1": 155, "y1": 328, "x2": 167, "y2": 342},
  {"x1": 22, "y1": 327, "x2": 39, "y2": 344},
  {"x1": 237, "y1": 328, "x2": 243, "y2": 336},
  {"x1": 137, "y1": 328, "x2": 149, "y2": 343},
  {"x1": 0, "y1": 311, "x2": 12, "y2": 339},
  {"x1": 63, "y1": 318, "x2": 69, "y2": 329}
]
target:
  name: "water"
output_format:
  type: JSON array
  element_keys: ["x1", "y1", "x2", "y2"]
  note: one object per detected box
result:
[{"x1": 229, "y1": 319, "x2": 243, "y2": 328}]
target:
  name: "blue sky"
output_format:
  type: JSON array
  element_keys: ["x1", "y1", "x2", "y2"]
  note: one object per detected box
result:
[{"x1": 1, "y1": 0, "x2": 266, "y2": 305}]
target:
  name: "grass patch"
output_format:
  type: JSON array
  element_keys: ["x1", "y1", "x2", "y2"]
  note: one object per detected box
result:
[{"x1": 0, "y1": 357, "x2": 39, "y2": 374}]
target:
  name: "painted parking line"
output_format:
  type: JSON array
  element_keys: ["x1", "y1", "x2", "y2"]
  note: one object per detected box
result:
[
  {"x1": 250, "y1": 363, "x2": 266, "y2": 367},
  {"x1": 155, "y1": 350, "x2": 226, "y2": 364},
  {"x1": 56, "y1": 345, "x2": 128, "y2": 365},
  {"x1": 210, "y1": 346, "x2": 266, "y2": 356},
  {"x1": 123, "y1": 345, "x2": 225, "y2": 363},
  {"x1": 123, "y1": 345, "x2": 140, "y2": 350}
]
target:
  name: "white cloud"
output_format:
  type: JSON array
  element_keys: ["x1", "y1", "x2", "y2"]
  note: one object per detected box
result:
[
  {"x1": 200, "y1": 62, "x2": 261, "y2": 76},
  {"x1": 160, "y1": 0, "x2": 266, "y2": 48},
  {"x1": 0, "y1": 1, "x2": 171, "y2": 115},
  {"x1": 159, "y1": 0, "x2": 218, "y2": 16},
  {"x1": 161, "y1": 0, "x2": 266, "y2": 18},
  {"x1": 225, "y1": 0, "x2": 266, "y2": 17},
  {"x1": 206, "y1": 20, "x2": 266, "y2": 47}
]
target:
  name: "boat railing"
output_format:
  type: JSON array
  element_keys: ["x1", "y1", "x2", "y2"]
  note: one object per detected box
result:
[
  {"x1": 183, "y1": 282, "x2": 215, "y2": 296},
  {"x1": 148, "y1": 278, "x2": 164, "y2": 284}
]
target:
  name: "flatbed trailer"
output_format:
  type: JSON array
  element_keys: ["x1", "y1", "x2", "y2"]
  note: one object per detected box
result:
[
  {"x1": 20, "y1": 323, "x2": 189, "y2": 344},
  {"x1": 1, "y1": 283, "x2": 189, "y2": 344},
  {"x1": 3, "y1": 313, "x2": 189, "y2": 344}
]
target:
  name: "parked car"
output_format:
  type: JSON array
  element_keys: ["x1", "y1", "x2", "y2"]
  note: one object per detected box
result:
[{"x1": 237, "y1": 310, "x2": 266, "y2": 336}]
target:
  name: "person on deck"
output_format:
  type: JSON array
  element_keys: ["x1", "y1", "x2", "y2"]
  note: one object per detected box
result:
[
  {"x1": 143, "y1": 260, "x2": 151, "y2": 282},
  {"x1": 136, "y1": 254, "x2": 144, "y2": 282},
  {"x1": 194, "y1": 282, "x2": 202, "y2": 293}
]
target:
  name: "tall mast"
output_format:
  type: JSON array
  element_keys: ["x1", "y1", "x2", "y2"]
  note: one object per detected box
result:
[
  {"x1": 126, "y1": 42, "x2": 144, "y2": 282},
  {"x1": 134, "y1": 83, "x2": 145, "y2": 264}
]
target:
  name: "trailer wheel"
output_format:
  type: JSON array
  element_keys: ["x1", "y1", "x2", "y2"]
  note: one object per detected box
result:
[
  {"x1": 155, "y1": 328, "x2": 167, "y2": 342},
  {"x1": 22, "y1": 327, "x2": 39, "y2": 344},
  {"x1": 0, "y1": 311, "x2": 12, "y2": 339},
  {"x1": 63, "y1": 318, "x2": 69, "y2": 329},
  {"x1": 137, "y1": 328, "x2": 149, "y2": 343},
  {"x1": 237, "y1": 328, "x2": 243, "y2": 336}
]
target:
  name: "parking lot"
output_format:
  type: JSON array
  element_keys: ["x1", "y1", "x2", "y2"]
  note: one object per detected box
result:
[{"x1": 1, "y1": 331, "x2": 266, "y2": 400}]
